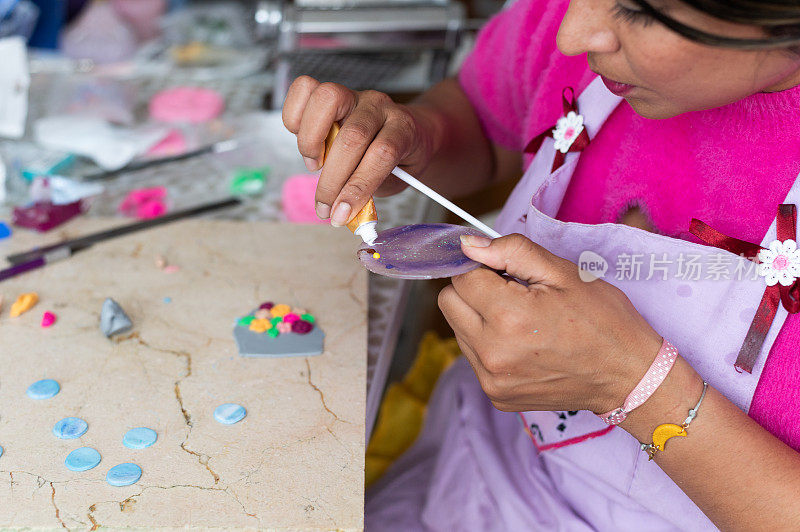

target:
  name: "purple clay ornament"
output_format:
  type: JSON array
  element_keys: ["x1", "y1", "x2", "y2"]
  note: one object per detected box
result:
[{"x1": 358, "y1": 223, "x2": 487, "y2": 280}]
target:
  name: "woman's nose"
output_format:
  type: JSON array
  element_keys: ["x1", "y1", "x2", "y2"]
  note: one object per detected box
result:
[{"x1": 557, "y1": 0, "x2": 620, "y2": 56}]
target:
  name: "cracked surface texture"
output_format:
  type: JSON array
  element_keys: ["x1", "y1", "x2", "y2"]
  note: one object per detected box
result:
[{"x1": 0, "y1": 219, "x2": 366, "y2": 530}]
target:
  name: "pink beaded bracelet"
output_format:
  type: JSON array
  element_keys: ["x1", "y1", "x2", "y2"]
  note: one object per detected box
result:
[{"x1": 599, "y1": 339, "x2": 679, "y2": 425}]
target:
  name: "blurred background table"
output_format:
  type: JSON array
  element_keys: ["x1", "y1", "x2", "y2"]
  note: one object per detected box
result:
[{"x1": 0, "y1": 0, "x2": 510, "y2": 442}]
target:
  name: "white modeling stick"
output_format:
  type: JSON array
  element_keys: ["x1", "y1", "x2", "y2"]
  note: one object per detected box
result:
[{"x1": 391, "y1": 167, "x2": 502, "y2": 239}]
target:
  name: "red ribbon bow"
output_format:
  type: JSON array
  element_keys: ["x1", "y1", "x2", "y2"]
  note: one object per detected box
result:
[
  {"x1": 524, "y1": 87, "x2": 591, "y2": 173},
  {"x1": 690, "y1": 204, "x2": 800, "y2": 373}
]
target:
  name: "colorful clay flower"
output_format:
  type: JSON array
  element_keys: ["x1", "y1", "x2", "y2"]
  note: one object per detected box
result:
[
  {"x1": 758, "y1": 239, "x2": 800, "y2": 287},
  {"x1": 270, "y1": 303, "x2": 291, "y2": 318},
  {"x1": 300, "y1": 313, "x2": 315, "y2": 323},
  {"x1": 238, "y1": 315, "x2": 255, "y2": 327},
  {"x1": 292, "y1": 320, "x2": 313, "y2": 334},
  {"x1": 283, "y1": 313, "x2": 300, "y2": 324},
  {"x1": 277, "y1": 321, "x2": 292, "y2": 334},
  {"x1": 254, "y1": 309, "x2": 270, "y2": 320},
  {"x1": 249, "y1": 318, "x2": 272, "y2": 333},
  {"x1": 552, "y1": 111, "x2": 584, "y2": 154},
  {"x1": 259, "y1": 301, "x2": 274, "y2": 310}
]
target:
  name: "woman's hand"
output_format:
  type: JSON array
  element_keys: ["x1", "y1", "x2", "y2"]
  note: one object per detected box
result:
[
  {"x1": 282, "y1": 76, "x2": 439, "y2": 227},
  {"x1": 438, "y1": 233, "x2": 663, "y2": 414}
]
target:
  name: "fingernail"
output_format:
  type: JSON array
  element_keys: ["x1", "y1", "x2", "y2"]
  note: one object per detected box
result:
[
  {"x1": 460, "y1": 235, "x2": 491, "y2": 248},
  {"x1": 315, "y1": 202, "x2": 331, "y2": 219},
  {"x1": 304, "y1": 157, "x2": 319, "y2": 172},
  {"x1": 330, "y1": 202, "x2": 352, "y2": 227}
]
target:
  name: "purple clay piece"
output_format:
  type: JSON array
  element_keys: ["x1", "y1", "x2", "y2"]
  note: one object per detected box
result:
[
  {"x1": 292, "y1": 320, "x2": 313, "y2": 334},
  {"x1": 259, "y1": 301, "x2": 274, "y2": 310},
  {"x1": 13, "y1": 200, "x2": 86, "y2": 232},
  {"x1": 358, "y1": 223, "x2": 487, "y2": 280}
]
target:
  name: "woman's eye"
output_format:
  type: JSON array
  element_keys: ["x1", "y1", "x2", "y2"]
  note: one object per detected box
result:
[{"x1": 612, "y1": 3, "x2": 654, "y2": 26}]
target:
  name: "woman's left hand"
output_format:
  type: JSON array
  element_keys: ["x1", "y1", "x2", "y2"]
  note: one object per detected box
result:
[{"x1": 438, "y1": 233, "x2": 663, "y2": 414}]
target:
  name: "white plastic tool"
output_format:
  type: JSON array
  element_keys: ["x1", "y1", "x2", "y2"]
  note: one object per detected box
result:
[{"x1": 390, "y1": 166, "x2": 502, "y2": 239}]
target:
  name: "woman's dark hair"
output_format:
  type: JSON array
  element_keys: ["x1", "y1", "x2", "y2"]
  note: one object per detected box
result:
[{"x1": 631, "y1": 0, "x2": 800, "y2": 49}]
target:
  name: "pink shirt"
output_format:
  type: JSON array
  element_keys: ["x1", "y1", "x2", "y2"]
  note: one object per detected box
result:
[{"x1": 459, "y1": 0, "x2": 800, "y2": 449}]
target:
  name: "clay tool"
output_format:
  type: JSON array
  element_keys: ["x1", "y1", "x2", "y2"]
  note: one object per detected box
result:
[
  {"x1": 388, "y1": 166, "x2": 501, "y2": 238},
  {"x1": 82, "y1": 139, "x2": 239, "y2": 181},
  {"x1": 0, "y1": 247, "x2": 71, "y2": 283},
  {"x1": 323, "y1": 124, "x2": 500, "y2": 239},
  {"x1": 6, "y1": 197, "x2": 242, "y2": 267}
]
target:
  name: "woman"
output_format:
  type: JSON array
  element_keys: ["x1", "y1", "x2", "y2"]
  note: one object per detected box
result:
[{"x1": 283, "y1": 1, "x2": 800, "y2": 529}]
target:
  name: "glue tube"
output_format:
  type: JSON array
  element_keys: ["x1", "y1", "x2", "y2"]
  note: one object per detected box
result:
[
  {"x1": 347, "y1": 198, "x2": 379, "y2": 245},
  {"x1": 322, "y1": 123, "x2": 379, "y2": 245}
]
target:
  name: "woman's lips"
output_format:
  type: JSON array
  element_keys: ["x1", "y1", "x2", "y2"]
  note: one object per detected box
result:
[{"x1": 600, "y1": 75, "x2": 635, "y2": 96}]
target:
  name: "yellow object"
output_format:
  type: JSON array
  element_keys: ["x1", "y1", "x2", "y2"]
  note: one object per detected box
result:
[
  {"x1": 346, "y1": 197, "x2": 378, "y2": 233},
  {"x1": 365, "y1": 332, "x2": 461, "y2": 488},
  {"x1": 322, "y1": 123, "x2": 340, "y2": 166},
  {"x1": 366, "y1": 455, "x2": 395, "y2": 488},
  {"x1": 367, "y1": 385, "x2": 426, "y2": 469},
  {"x1": 322, "y1": 123, "x2": 380, "y2": 243},
  {"x1": 372, "y1": 252, "x2": 380, "y2": 259},
  {"x1": 652, "y1": 423, "x2": 687, "y2": 451},
  {"x1": 10, "y1": 293, "x2": 38, "y2": 318},
  {"x1": 170, "y1": 41, "x2": 210, "y2": 65},
  {"x1": 270, "y1": 304, "x2": 291, "y2": 318},
  {"x1": 249, "y1": 319, "x2": 272, "y2": 333},
  {"x1": 402, "y1": 332, "x2": 460, "y2": 402}
]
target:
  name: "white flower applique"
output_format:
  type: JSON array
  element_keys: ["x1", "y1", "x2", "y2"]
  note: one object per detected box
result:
[
  {"x1": 552, "y1": 111, "x2": 585, "y2": 154},
  {"x1": 757, "y1": 239, "x2": 800, "y2": 287}
]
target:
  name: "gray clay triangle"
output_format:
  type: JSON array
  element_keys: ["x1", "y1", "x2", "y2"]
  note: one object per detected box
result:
[{"x1": 100, "y1": 298, "x2": 133, "y2": 337}]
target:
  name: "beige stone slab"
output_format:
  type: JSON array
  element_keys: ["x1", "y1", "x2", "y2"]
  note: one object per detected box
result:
[{"x1": 0, "y1": 219, "x2": 366, "y2": 530}]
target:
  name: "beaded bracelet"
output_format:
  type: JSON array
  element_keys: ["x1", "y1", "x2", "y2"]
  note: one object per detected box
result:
[{"x1": 640, "y1": 381, "x2": 708, "y2": 461}]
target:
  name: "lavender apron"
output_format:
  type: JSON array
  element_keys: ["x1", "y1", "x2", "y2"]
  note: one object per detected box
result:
[{"x1": 366, "y1": 78, "x2": 800, "y2": 531}]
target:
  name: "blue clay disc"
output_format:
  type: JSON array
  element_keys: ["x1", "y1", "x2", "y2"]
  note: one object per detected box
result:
[
  {"x1": 53, "y1": 417, "x2": 88, "y2": 439},
  {"x1": 123, "y1": 427, "x2": 158, "y2": 449},
  {"x1": 65, "y1": 447, "x2": 101, "y2": 472},
  {"x1": 106, "y1": 463, "x2": 142, "y2": 487},
  {"x1": 27, "y1": 379, "x2": 60, "y2": 399},
  {"x1": 0, "y1": 445, "x2": 4, "y2": 458},
  {"x1": 0, "y1": 222, "x2": 11, "y2": 240},
  {"x1": 214, "y1": 403, "x2": 246, "y2": 425}
]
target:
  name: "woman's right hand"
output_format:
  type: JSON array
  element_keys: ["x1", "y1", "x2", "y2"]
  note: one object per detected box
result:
[{"x1": 282, "y1": 76, "x2": 439, "y2": 226}]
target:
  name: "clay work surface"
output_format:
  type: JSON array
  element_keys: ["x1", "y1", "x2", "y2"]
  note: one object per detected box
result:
[{"x1": 0, "y1": 219, "x2": 367, "y2": 530}]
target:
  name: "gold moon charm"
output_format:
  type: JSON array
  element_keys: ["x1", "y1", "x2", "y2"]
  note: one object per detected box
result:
[{"x1": 652, "y1": 423, "x2": 687, "y2": 451}]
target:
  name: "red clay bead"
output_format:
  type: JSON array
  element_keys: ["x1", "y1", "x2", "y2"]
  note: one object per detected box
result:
[{"x1": 292, "y1": 320, "x2": 313, "y2": 334}]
